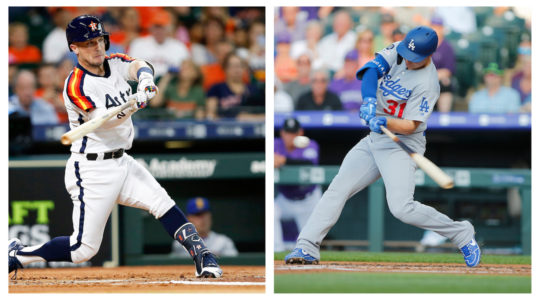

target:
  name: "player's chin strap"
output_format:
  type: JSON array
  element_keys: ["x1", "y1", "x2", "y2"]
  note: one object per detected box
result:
[{"x1": 174, "y1": 223, "x2": 210, "y2": 259}]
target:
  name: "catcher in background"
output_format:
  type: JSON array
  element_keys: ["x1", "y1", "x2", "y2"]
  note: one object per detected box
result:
[
  {"x1": 9, "y1": 15, "x2": 222, "y2": 279},
  {"x1": 274, "y1": 117, "x2": 321, "y2": 252}
]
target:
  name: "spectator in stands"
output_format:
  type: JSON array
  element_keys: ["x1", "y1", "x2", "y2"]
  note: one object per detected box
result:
[
  {"x1": 206, "y1": 53, "x2": 261, "y2": 120},
  {"x1": 151, "y1": 59, "x2": 206, "y2": 120},
  {"x1": 240, "y1": 19, "x2": 266, "y2": 82},
  {"x1": 434, "y1": 7, "x2": 477, "y2": 35},
  {"x1": 290, "y1": 20, "x2": 324, "y2": 69},
  {"x1": 200, "y1": 39, "x2": 234, "y2": 91},
  {"x1": 430, "y1": 16, "x2": 456, "y2": 113},
  {"x1": 191, "y1": 17, "x2": 226, "y2": 66},
  {"x1": 355, "y1": 29, "x2": 376, "y2": 69},
  {"x1": 35, "y1": 64, "x2": 67, "y2": 123},
  {"x1": 317, "y1": 10, "x2": 356, "y2": 72},
  {"x1": 511, "y1": 42, "x2": 531, "y2": 112},
  {"x1": 391, "y1": 27, "x2": 405, "y2": 42},
  {"x1": 296, "y1": 68, "x2": 342, "y2": 111},
  {"x1": 171, "y1": 197, "x2": 238, "y2": 257},
  {"x1": 109, "y1": 8, "x2": 141, "y2": 52},
  {"x1": 373, "y1": 13, "x2": 398, "y2": 52},
  {"x1": 275, "y1": 32, "x2": 298, "y2": 83},
  {"x1": 328, "y1": 50, "x2": 363, "y2": 112},
  {"x1": 9, "y1": 22, "x2": 42, "y2": 64},
  {"x1": 42, "y1": 8, "x2": 72, "y2": 64},
  {"x1": 189, "y1": 20, "x2": 204, "y2": 47},
  {"x1": 9, "y1": 70, "x2": 59, "y2": 125},
  {"x1": 129, "y1": 9, "x2": 190, "y2": 78},
  {"x1": 469, "y1": 63, "x2": 521, "y2": 114},
  {"x1": 392, "y1": 7, "x2": 432, "y2": 28},
  {"x1": 284, "y1": 52, "x2": 313, "y2": 106},
  {"x1": 275, "y1": 6, "x2": 308, "y2": 43},
  {"x1": 275, "y1": 77, "x2": 294, "y2": 113}
]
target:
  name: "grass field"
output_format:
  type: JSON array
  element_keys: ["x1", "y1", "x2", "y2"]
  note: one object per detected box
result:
[
  {"x1": 274, "y1": 251, "x2": 531, "y2": 265},
  {"x1": 274, "y1": 251, "x2": 531, "y2": 293}
]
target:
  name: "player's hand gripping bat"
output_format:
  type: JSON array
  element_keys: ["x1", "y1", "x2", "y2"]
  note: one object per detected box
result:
[
  {"x1": 60, "y1": 93, "x2": 138, "y2": 145},
  {"x1": 380, "y1": 126, "x2": 454, "y2": 189}
]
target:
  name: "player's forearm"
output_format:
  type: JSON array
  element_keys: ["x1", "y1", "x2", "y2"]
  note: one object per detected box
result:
[
  {"x1": 128, "y1": 60, "x2": 153, "y2": 81},
  {"x1": 385, "y1": 118, "x2": 421, "y2": 135}
]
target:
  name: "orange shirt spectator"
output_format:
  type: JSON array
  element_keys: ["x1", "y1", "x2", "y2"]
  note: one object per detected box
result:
[
  {"x1": 9, "y1": 23, "x2": 41, "y2": 64},
  {"x1": 275, "y1": 32, "x2": 297, "y2": 83}
]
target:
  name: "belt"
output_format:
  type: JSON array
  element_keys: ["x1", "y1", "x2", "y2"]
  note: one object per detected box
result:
[{"x1": 85, "y1": 149, "x2": 124, "y2": 161}]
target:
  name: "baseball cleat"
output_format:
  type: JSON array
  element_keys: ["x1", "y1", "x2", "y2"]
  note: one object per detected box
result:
[
  {"x1": 195, "y1": 252, "x2": 223, "y2": 278},
  {"x1": 285, "y1": 248, "x2": 319, "y2": 265},
  {"x1": 8, "y1": 238, "x2": 24, "y2": 278},
  {"x1": 460, "y1": 237, "x2": 481, "y2": 267}
]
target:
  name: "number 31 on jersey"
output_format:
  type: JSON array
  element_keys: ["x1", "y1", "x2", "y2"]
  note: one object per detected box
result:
[{"x1": 383, "y1": 100, "x2": 406, "y2": 118}]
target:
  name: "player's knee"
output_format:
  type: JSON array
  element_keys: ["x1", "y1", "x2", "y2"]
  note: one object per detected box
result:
[
  {"x1": 148, "y1": 188, "x2": 176, "y2": 219},
  {"x1": 70, "y1": 243, "x2": 99, "y2": 264},
  {"x1": 388, "y1": 201, "x2": 415, "y2": 223}
]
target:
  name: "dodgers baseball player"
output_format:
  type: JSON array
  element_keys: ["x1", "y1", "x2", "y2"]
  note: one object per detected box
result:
[
  {"x1": 274, "y1": 117, "x2": 321, "y2": 251},
  {"x1": 8, "y1": 15, "x2": 222, "y2": 279},
  {"x1": 285, "y1": 26, "x2": 481, "y2": 267}
]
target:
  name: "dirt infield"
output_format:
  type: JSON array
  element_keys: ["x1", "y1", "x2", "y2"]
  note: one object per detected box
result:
[
  {"x1": 9, "y1": 265, "x2": 265, "y2": 293},
  {"x1": 275, "y1": 261, "x2": 530, "y2": 276}
]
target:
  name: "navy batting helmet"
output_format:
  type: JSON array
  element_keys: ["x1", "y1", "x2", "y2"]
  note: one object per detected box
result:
[
  {"x1": 66, "y1": 15, "x2": 110, "y2": 52},
  {"x1": 396, "y1": 26, "x2": 438, "y2": 63}
]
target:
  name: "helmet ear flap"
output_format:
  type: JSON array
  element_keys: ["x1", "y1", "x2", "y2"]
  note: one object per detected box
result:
[{"x1": 104, "y1": 35, "x2": 110, "y2": 51}]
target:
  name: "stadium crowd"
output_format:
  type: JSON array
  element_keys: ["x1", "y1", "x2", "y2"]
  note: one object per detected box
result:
[
  {"x1": 9, "y1": 7, "x2": 265, "y2": 125},
  {"x1": 274, "y1": 7, "x2": 531, "y2": 114}
]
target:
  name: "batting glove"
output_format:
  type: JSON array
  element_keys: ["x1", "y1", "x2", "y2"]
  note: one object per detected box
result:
[
  {"x1": 134, "y1": 92, "x2": 150, "y2": 109},
  {"x1": 359, "y1": 97, "x2": 377, "y2": 123},
  {"x1": 137, "y1": 73, "x2": 158, "y2": 108},
  {"x1": 368, "y1": 116, "x2": 387, "y2": 134}
]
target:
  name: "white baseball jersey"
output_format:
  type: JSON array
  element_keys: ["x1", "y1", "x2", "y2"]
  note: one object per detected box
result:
[
  {"x1": 63, "y1": 53, "x2": 137, "y2": 154},
  {"x1": 375, "y1": 42, "x2": 440, "y2": 133}
]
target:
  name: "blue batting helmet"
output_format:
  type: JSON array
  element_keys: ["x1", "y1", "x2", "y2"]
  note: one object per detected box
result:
[
  {"x1": 396, "y1": 26, "x2": 438, "y2": 63},
  {"x1": 66, "y1": 15, "x2": 110, "y2": 52}
]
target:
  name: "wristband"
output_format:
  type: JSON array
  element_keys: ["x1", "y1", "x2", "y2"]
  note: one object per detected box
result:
[{"x1": 137, "y1": 67, "x2": 154, "y2": 80}]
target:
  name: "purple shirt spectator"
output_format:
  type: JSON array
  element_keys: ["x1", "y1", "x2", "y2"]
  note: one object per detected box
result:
[
  {"x1": 432, "y1": 39, "x2": 455, "y2": 75},
  {"x1": 328, "y1": 79, "x2": 363, "y2": 111},
  {"x1": 275, "y1": 137, "x2": 319, "y2": 199},
  {"x1": 511, "y1": 72, "x2": 531, "y2": 104}
]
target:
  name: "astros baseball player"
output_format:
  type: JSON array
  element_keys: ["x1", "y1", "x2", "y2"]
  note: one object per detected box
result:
[
  {"x1": 8, "y1": 15, "x2": 222, "y2": 279},
  {"x1": 285, "y1": 26, "x2": 481, "y2": 267}
]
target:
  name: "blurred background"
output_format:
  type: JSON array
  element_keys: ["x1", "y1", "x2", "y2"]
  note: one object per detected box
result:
[
  {"x1": 8, "y1": 6, "x2": 265, "y2": 268},
  {"x1": 274, "y1": 7, "x2": 531, "y2": 255}
]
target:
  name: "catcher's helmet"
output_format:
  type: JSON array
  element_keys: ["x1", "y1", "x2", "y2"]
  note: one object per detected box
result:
[
  {"x1": 396, "y1": 26, "x2": 438, "y2": 63},
  {"x1": 66, "y1": 15, "x2": 110, "y2": 52}
]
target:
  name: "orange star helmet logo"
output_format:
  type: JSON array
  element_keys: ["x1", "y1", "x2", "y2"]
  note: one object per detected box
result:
[{"x1": 89, "y1": 21, "x2": 98, "y2": 32}]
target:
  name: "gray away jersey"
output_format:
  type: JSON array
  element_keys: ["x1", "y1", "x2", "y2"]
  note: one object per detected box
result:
[{"x1": 375, "y1": 42, "x2": 440, "y2": 133}]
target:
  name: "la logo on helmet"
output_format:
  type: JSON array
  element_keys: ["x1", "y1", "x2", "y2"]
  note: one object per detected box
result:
[{"x1": 408, "y1": 39, "x2": 415, "y2": 51}]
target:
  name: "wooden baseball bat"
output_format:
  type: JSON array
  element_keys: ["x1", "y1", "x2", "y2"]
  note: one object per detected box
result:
[
  {"x1": 60, "y1": 94, "x2": 138, "y2": 146},
  {"x1": 380, "y1": 126, "x2": 454, "y2": 189}
]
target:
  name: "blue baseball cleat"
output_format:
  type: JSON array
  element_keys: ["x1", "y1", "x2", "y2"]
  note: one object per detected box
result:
[
  {"x1": 195, "y1": 251, "x2": 223, "y2": 278},
  {"x1": 285, "y1": 248, "x2": 319, "y2": 265},
  {"x1": 460, "y1": 237, "x2": 481, "y2": 267},
  {"x1": 8, "y1": 238, "x2": 24, "y2": 279}
]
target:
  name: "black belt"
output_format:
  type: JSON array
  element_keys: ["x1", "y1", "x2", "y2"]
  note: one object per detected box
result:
[{"x1": 86, "y1": 149, "x2": 124, "y2": 161}]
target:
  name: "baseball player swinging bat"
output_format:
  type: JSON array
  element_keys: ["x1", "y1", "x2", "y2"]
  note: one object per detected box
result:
[
  {"x1": 380, "y1": 126, "x2": 454, "y2": 189},
  {"x1": 60, "y1": 94, "x2": 138, "y2": 145}
]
